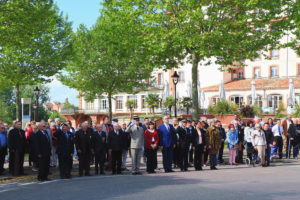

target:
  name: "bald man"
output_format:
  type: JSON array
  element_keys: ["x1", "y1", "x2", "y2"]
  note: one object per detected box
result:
[
  {"x1": 108, "y1": 123, "x2": 126, "y2": 175},
  {"x1": 75, "y1": 122, "x2": 93, "y2": 176},
  {"x1": 35, "y1": 122, "x2": 52, "y2": 181}
]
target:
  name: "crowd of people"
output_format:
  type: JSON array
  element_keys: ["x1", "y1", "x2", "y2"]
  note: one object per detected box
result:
[{"x1": 0, "y1": 114, "x2": 299, "y2": 182}]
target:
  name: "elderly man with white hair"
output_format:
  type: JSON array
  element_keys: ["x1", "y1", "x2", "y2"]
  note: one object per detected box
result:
[
  {"x1": 35, "y1": 121, "x2": 52, "y2": 181},
  {"x1": 108, "y1": 123, "x2": 127, "y2": 175},
  {"x1": 8, "y1": 121, "x2": 26, "y2": 176},
  {"x1": 75, "y1": 122, "x2": 93, "y2": 176}
]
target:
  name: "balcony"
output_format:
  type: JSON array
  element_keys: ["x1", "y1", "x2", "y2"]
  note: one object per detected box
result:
[
  {"x1": 80, "y1": 108, "x2": 108, "y2": 114},
  {"x1": 61, "y1": 108, "x2": 78, "y2": 114}
]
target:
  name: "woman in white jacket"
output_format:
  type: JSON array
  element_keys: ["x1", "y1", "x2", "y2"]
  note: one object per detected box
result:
[
  {"x1": 252, "y1": 124, "x2": 267, "y2": 167},
  {"x1": 244, "y1": 121, "x2": 255, "y2": 162}
]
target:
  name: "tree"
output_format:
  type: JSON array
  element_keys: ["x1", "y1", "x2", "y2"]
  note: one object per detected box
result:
[
  {"x1": 145, "y1": 94, "x2": 159, "y2": 115},
  {"x1": 62, "y1": 98, "x2": 77, "y2": 110},
  {"x1": 60, "y1": 3, "x2": 153, "y2": 121},
  {"x1": 180, "y1": 97, "x2": 193, "y2": 115},
  {"x1": 290, "y1": 1, "x2": 300, "y2": 55},
  {"x1": 49, "y1": 112, "x2": 65, "y2": 122},
  {"x1": 116, "y1": 0, "x2": 293, "y2": 120},
  {"x1": 0, "y1": 84, "x2": 51, "y2": 123},
  {"x1": 126, "y1": 99, "x2": 135, "y2": 120},
  {"x1": 163, "y1": 96, "x2": 175, "y2": 117},
  {"x1": 0, "y1": 0, "x2": 72, "y2": 120}
]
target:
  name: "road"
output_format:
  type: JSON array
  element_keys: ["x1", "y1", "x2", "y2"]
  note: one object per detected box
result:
[{"x1": 0, "y1": 159, "x2": 299, "y2": 200}]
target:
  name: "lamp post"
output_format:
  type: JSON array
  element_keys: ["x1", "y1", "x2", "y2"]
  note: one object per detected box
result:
[
  {"x1": 34, "y1": 86, "x2": 40, "y2": 121},
  {"x1": 171, "y1": 71, "x2": 179, "y2": 118}
]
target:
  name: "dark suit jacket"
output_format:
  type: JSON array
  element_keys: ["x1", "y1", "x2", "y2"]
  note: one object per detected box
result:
[
  {"x1": 35, "y1": 130, "x2": 51, "y2": 157},
  {"x1": 54, "y1": 130, "x2": 74, "y2": 157},
  {"x1": 75, "y1": 129, "x2": 92, "y2": 155},
  {"x1": 176, "y1": 126, "x2": 192, "y2": 149},
  {"x1": 91, "y1": 131, "x2": 107, "y2": 154},
  {"x1": 107, "y1": 129, "x2": 126, "y2": 151},
  {"x1": 8, "y1": 128, "x2": 26, "y2": 153},
  {"x1": 193, "y1": 128, "x2": 206, "y2": 147}
]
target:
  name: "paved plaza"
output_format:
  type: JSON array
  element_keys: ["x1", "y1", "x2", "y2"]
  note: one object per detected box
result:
[{"x1": 0, "y1": 152, "x2": 299, "y2": 200}]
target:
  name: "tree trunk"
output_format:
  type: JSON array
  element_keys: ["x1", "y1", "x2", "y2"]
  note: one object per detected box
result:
[
  {"x1": 191, "y1": 54, "x2": 200, "y2": 120},
  {"x1": 15, "y1": 83, "x2": 21, "y2": 121},
  {"x1": 187, "y1": 107, "x2": 189, "y2": 115},
  {"x1": 108, "y1": 93, "x2": 112, "y2": 122},
  {"x1": 169, "y1": 107, "x2": 172, "y2": 117},
  {"x1": 130, "y1": 107, "x2": 133, "y2": 120}
]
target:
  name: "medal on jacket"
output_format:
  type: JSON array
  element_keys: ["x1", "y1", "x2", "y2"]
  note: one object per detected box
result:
[
  {"x1": 152, "y1": 136, "x2": 155, "y2": 144},
  {"x1": 176, "y1": 133, "x2": 179, "y2": 140}
]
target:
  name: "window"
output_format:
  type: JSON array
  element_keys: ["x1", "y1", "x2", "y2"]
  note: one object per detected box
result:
[
  {"x1": 270, "y1": 66, "x2": 278, "y2": 77},
  {"x1": 141, "y1": 95, "x2": 146, "y2": 109},
  {"x1": 254, "y1": 67, "x2": 260, "y2": 79},
  {"x1": 127, "y1": 96, "x2": 138, "y2": 109},
  {"x1": 211, "y1": 97, "x2": 220, "y2": 105},
  {"x1": 116, "y1": 96, "x2": 123, "y2": 110},
  {"x1": 268, "y1": 95, "x2": 282, "y2": 109},
  {"x1": 86, "y1": 101, "x2": 94, "y2": 110},
  {"x1": 230, "y1": 95, "x2": 244, "y2": 108},
  {"x1": 238, "y1": 69, "x2": 243, "y2": 79},
  {"x1": 297, "y1": 64, "x2": 300, "y2": 76},
  {"x1": 100, "y1": 98, "x2": 107, "y2": 110},
  {"x1": 248, "y1": 95, "x2": 262, "y2": 107},
  {"x1": 158, "y1": 73, "x2": 163, "y2": 86},
  {"x1": 255, "y1": 50, "x2": 261, "y2": 60},
  {"x1": 270, "y1": 49, "x2": 279, "y2": 59},
  {"x1": 179, "y1": 71, "x2": 184, "y2": 82}
]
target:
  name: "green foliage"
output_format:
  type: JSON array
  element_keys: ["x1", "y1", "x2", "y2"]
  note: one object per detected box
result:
[
  {"x1": 126, "y1": 100, "x2": 135, "y2": 109},
  {"x1": 180, "y1": 97, "x2": 192, "y2": 114},
  {"x1": 275, "y1": 102, "x2": 286, "y2": 118},
  {"x1": 145, "y1": 94, "x2": 160, "y2": 114},
  {"x1": 49, "y1": 112, "x2": 65, "y2": 122},
  {"x1": 139, "y1": 114, "x2": 163, "y2": 120},
  {"x1": 62, "y1": 98, "x2": 77, "y2": 110},
  {"x1": 239, "y1": 105, "x2": 262, "y2": 118},
  {"x1": 0, "y1": 0, "x2": 72, "y2": 120},
  {"x1": 163, "y1": 96, "x2": 175, "y2": 117},
  {"x1": 60, "y1": 4, "x2": 153, "y2": 120},
  {"x1": 110, "y1": 0, "x2": 293, "y2": 120},
  {"x1": 292, "y1": 102, "x2": 300, "y2": 118},
  {"x1": 208, "y1": 100, "x2": 238, "y2": 116},
  {"x1": 0, "y1": 84, "x2": 51, "y2": 123}
]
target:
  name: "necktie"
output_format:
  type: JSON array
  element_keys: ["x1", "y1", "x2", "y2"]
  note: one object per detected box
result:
[
  {"x1": 137, "y1": 127, "x2": 139, "y2": 131},
  {"x1": 106, "y1": 125, "x2": 109, "y2": 133},
  {"x1": 198, "y1": 130, "x2": 202, "y2": 144},
  {"x1": 278, "y1": 126, "x2": 281, "y2": 136},
  {"x1": 65, "y1": 132, "x2": 69, "y2": 140},
  {"x1": 42, "y1": 131, "x2": 49, "y2": 142}
]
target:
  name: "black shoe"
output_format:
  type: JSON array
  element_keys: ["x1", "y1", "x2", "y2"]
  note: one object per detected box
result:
[
  {"x1": 136, "y1": 171, "x2": 142, "y2": 175},
  {"x1": 169, "y1": 170, "x2": 175, "y2": 172},
  {"x1": 100, "y1": 171, "x2": 105, "y2": 175},
  {"x1": 45, "y1": 178, "x2": 52, "y2": 181},
  {"x1": 132, "y1": 172, "x2": 137, "y2": 175},
  {"x1": 85, "y1": 173, "x2": 91, "y2": 176},
  {"x1": 117, "y1": 171, "x2": 122, "y2": 174}
]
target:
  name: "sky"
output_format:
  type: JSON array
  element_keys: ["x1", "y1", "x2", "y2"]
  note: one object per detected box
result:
[{"x1": 46, "y1": 0, "x2": 102, "y2": 106}]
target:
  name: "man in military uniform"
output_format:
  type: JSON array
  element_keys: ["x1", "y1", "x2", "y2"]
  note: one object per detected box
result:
[{"x1": 206, "y1": 120, "x2": 221, "y2": 170}]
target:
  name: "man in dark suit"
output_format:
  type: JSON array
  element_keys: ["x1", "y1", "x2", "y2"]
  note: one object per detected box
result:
[
  {"x1": 91, "y1": 124, "x2": 106, "y2": 175},
  {"x1": 75, "y1": 122, "x2": 92, "y2": 176},
  {"x1": 35, "y1": 122, "x2": 52, "y2": 181},
  {"x1": 8, "y1": 121, "x2": 26, "y2": 176},
  {"x1": 158, "y1": 116, "x2": 176, "y2": 173},
  {"x1": 178, "y1": 119, "x2": 193, "y2": 171},
  {"x1": 108, "y1": 123, "x2": 126, "y2": 175},
  {"x1": 54, "y1": 123, "x2": 74, "y2": 179},
  {"x1": 0, "y1": 124, "x2": 7, "y2": 175},
  {"x1": 101, "y1": 116, "x2": 113, "y2": 169},
  {"x1": 193, "y1": 121, "x2": 206, "y2": 171}
]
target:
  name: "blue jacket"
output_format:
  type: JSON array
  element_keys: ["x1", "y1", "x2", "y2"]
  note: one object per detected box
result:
[
  {"x1": 227, "y1": 129, "x2": 238, "y2": 149},
  {"x1": 158, "y1": 124, "x2": 175, "y2": 148}
]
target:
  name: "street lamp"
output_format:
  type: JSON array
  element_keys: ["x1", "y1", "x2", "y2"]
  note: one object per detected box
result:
[
  {"x1": 171, "y1": 71, "x2": 179, "y2": 118},
  {"x1": 33, "y1": 86, "x2": 40, "y2": 121}
]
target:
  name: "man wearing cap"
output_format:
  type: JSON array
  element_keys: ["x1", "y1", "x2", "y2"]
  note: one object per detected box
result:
[
  {"x1": 126, "y1": 115, "x2": 145, "y2": 175},
  {"x1": 158, "y1": 116, "x2": 176, "y2": 173},
  {"x1": 178, "y1": 119, "x2": 191, "y2": 171},
  {"x1": 54, "y1": 123, "x2": 74, "y2": 179}
]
